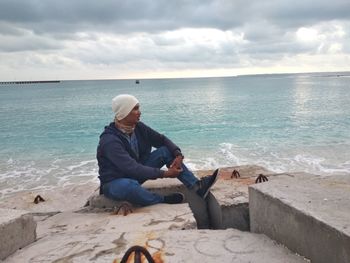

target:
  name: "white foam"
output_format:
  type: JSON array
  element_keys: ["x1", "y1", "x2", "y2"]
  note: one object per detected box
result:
[
  {"x1": 186, "y1": 157, "x2": 221, "y2": 171},
  {"x1": 0, "y1": 158, "x2": 99, "y2": 198},
  {"x1": 1, "y1": 143, "x2": 349, "y2": 198},
  {"x1": 188, "y1": 142, "x2": 350, "y2": 176},
  {"x1": 66, "y1": 160, "x2": 96, "y2": 171}
]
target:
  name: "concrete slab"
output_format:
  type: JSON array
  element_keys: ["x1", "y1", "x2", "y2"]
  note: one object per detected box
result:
[
  {"x1": 0, "y1": 209, "x2": 36, "y2": 260},
  {"x1": 0, "y1": 182, "x2": 98, "y2": 214},
  {"x1": 209, "y1": 165, "x2": 273, "y2": 230},
  {"x1": 0, "y1": 166, "x2": 315, "y2": 262},
  {"x1": 36, "y1": 203, "x2": 196, "y2": 239},
  {"x1": 88, "y1": 177, "x2": 214, "y2": 229},
  {"x1": 5, "y1": 229, "x2": 308, "y2": 262},
  {"x1": 88, "y1": 178, "x2": 185, "y2": 209},
  {"x1": 249, "y1": 173, "x2": 350, "y2": 263},
  {"x1": 87, "y1": 165, "x2": 274, "y2": 230}
]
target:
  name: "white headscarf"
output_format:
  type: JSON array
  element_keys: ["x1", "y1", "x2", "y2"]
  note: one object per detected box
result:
[{"x1": 112, "y1": 94, "x2": 139, "y2": 121}]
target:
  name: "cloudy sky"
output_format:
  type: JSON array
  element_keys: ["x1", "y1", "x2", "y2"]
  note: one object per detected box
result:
[{"x1": 1, "y1": 0, "x2": 350, "y2": 81}]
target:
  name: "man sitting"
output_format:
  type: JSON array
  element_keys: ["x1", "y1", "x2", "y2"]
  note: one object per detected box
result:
[{"x1": 97, "y1": 94, "x2": 218, "y2": 206}]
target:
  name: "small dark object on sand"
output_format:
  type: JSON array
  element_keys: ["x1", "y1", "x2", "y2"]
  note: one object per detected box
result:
[
  {"x1": 231, "y1": 169, "x2": 241, "y2": 178},
  {"x1": 113, "y1": 202, "x2": 133, "y2": 216},
  {"x1": 255, "y1": 174, "x2": 269, "y2": 183},
  {"x1": 34, "y1": 195, "x2": 45, "y2": 204},
  {"x1": 120, "y1": 245, "x2": 155, "y2": 263}
]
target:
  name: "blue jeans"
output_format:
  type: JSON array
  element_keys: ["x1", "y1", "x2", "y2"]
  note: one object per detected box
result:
[{"x1": 103, "y1": 146, "x2": 199, "y2": 206}]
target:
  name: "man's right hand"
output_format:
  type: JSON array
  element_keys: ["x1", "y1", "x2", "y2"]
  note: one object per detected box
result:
[
  {"x1": 170, "y1": 155, "x2": 183, "y2": 169},
  {"x1": 163, "y1": 166, "x2": 182, "y2": 178}
]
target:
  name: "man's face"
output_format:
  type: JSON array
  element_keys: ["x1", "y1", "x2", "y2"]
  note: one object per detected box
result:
[{"x1": 123, "y1": 104, "x2": 141, "y2": 125}]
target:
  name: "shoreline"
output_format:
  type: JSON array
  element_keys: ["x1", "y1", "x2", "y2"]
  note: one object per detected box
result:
[{"x1": 1, "y1": 159, "x2": 349, "y2": 200}]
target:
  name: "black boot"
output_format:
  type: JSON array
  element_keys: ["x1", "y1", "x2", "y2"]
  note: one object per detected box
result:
[
  {"x1": 163, "y1": 192, "x2": 185, "y2": 204},
  {"x1": 196, "y1": 169, "x2": 219, "y2": 198}
]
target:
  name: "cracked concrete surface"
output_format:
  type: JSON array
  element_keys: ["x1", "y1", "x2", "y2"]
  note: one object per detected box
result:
[{"x1": 0, "y1": 166, "x2": 311, "y2": 262}]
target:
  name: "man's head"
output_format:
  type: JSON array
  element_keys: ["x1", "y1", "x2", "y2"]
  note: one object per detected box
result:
[{"x1": 112, "y1": 94, "x2": 140, "y2": 124}]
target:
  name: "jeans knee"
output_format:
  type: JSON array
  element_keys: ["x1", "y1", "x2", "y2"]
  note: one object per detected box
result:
[
  {"x1": 158, "y1": 146, "x2": 170, "y2": 155},
  {"x1": 158, "y1": 146, "x2": 173, "y2": 162},
  {"x1": 127, "y1": 179, "x2": 141, "y2": 191},
  {"x1": 145, "y1": 146, "x2": 174, "y2": 168}
]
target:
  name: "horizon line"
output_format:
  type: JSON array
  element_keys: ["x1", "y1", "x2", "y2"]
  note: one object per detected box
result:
[{"x1": 1, "y1": 70, "x2": 350, "y2": 83}]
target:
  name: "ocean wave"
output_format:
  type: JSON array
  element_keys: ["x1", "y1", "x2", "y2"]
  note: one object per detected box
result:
[
  {"x1": 66, "y1": 160, "x2": 97, "y2": 171},
  {"x1": 0, "y1": 158, "x2": 99, "y2": 198},
  {"x1": 1, "y1": 143, "x2": 349, "y2": 198},
  {"x1": 185, "y1": 142, "x2": 350, "y2": 176}
]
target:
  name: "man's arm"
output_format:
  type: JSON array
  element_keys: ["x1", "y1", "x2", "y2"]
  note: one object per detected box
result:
[
  {"x1": 103, "y1": 139, "x2": 182, "y2": 179},
  {"x1": 102, "y1": 136, "x2": 164, "y2": 180}
]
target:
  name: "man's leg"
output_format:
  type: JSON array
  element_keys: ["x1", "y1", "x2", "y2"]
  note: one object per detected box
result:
[
  {"x1": 103, "y1": 178, "x2": 164, "y2": 206},
  {"x1": 145, "y1": 146, "x2": 219, "y2": 199},
  {"x1": 144, "y1": 146, "x2": 199, "y2": 189}
]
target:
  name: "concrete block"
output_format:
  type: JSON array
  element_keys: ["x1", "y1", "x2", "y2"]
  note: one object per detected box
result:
[
  {"x1": 88, "y1": 179, "x2": 214, "y2": 229},
  {"x1": 0, "y1": 209, "x2": 36, "y2": 260},
  {"x1": 6, "y1": 229, "x2": 308, "y2": 262},
  {"x1": 87, "y1": 190, "x2": 127, "y2": 209},
  {"x1": 36, "y1": 203, "x2": 196, "y2": 239},
  {"x1": 88, "y1": 178, "x2": 186, "y2": 209},
  {"x1": 0, "y1": 182, "x2": 99, "y2": 213},
  {"x1": 87, "y1": 165, "x2": 273, "y2": 230},
  {"x1": 249, "y1": 174, "x2": 350, "y2": 263},
  {"x1": 209, "y1": 165, "x2": 273, "y2": 231}
]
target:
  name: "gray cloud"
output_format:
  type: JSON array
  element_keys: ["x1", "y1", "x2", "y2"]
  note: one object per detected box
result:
[
  {"x1": 265, "y1": 1, "x2": 350, "y2": 28},
  {"x1": 0, "y1": 25, "x2": 62, "y2": 52},
  {"x1": 1, "y1": 0, "x2": 349, "y2": 38},
  {"x1": 0, "y1": 1, "x2": 243, "y2": 32},
  {"x1": 0, "y1": 0, "x2": 349, "y2": 80},
  {"x1": 1, "y1": 0, "x2": 349, "y2": 31}
]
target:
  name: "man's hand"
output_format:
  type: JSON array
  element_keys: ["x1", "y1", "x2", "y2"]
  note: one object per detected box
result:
[
  {"x1": 170, "y1": 155, "x2": 183, "y2": 169},
  {"x1": 163, "y1": 166, "x2": 183, "y2": 178}
]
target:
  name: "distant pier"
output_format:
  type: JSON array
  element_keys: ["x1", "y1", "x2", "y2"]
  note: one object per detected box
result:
[{"x1": 0, "y1": 80, "x2": 60, "y2": 85}]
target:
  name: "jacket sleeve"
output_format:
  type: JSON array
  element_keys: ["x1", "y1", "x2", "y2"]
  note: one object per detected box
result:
[
  {"x1": 143, "y1": 123, "x2": 182, "y2": 156},
  {"x1": 102, "y1": 135, "x2": 164, "y2": 181}
]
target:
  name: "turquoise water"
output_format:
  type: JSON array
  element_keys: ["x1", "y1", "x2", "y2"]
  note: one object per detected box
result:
[{"x1": 1, "y1": 73, "x2": 350, "y2": 197}]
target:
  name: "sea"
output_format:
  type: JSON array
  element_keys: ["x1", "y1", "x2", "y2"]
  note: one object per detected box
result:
[{"x1": 1, "y1": 72, "x2": 350, "y2": 198}]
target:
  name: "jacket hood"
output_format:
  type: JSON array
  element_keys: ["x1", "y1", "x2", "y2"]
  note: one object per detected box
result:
[{"x1": 100, "y1": 122, "x2": 121, "y2": 138}]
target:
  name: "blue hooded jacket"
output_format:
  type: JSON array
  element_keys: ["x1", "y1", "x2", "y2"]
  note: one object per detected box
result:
[{"x1": 97, "y1": 121, "x2": 181, "y2": 185}]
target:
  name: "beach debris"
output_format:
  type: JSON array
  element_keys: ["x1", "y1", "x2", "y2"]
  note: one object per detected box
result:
[
  {"x1": 112, "y1": 202, "x2": 133, "y2": 216},
  {"x1": 33, "y1": 195, "x2": 45, "y2": 204},
  {"x1": 255, "y1": 174, "x2": 269, "y2": 183},
  {"x1": 231, "y1": 169, "x2": 241, "y2": 179},
  {"x1": 119, "y1": 245, "x2": 155, "y2": 263}
]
